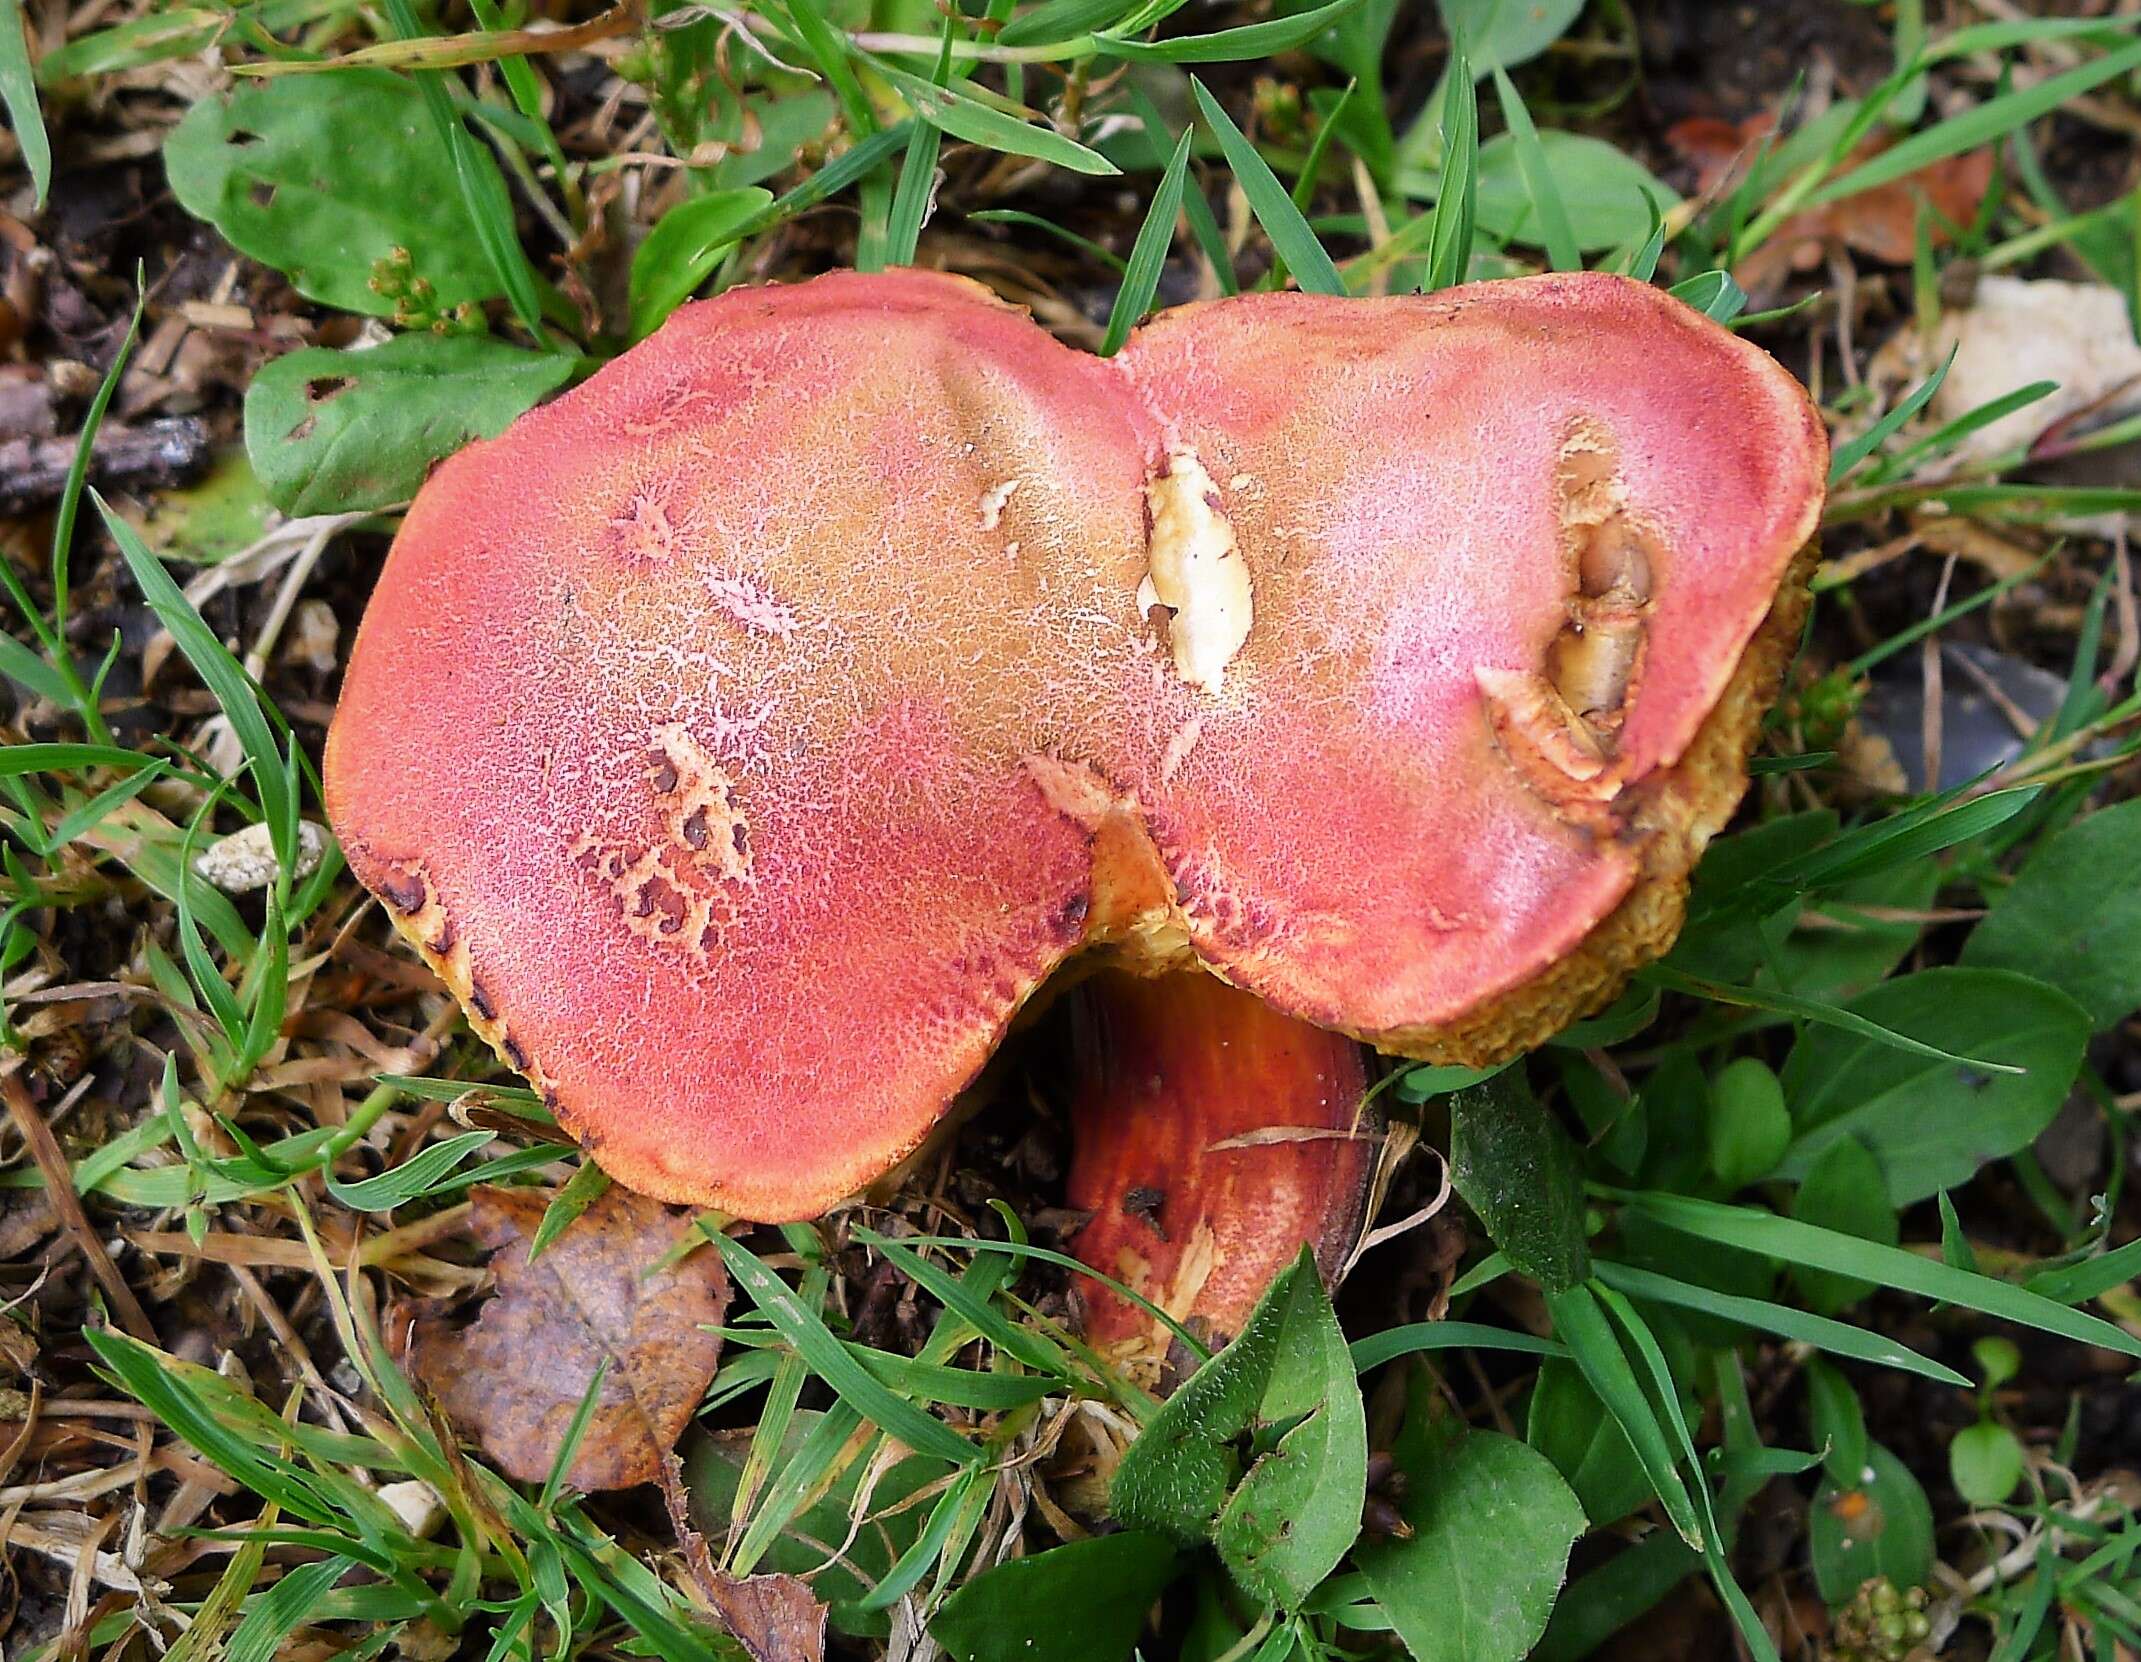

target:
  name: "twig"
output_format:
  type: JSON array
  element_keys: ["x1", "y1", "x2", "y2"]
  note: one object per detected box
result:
[{"x1": 1, "y1": 1073, "x2": 155, "y2": 1343}]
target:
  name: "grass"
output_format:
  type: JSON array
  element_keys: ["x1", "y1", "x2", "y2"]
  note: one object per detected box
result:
[{"x1": 4, "y1": 2, "x2": 2141, "y2": 1660}]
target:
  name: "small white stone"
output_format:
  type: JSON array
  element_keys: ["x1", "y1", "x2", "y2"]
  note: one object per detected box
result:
[
  {"x1": 193, "y1": 820, "x2": 327, "y2": 893},
  {"x1": 376, "y1": 1479, "x2": 444, "y2": 1539}
]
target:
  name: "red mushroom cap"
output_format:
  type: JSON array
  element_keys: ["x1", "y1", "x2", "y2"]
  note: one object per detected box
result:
[{"x1": 325, "y1": 268, "x2": 1824, "y2": 1221}]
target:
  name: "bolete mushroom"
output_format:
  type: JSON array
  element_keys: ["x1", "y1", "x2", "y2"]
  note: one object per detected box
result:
[{"x1": 325, "y1": 269, "x2": 1825, "y2": 1374}]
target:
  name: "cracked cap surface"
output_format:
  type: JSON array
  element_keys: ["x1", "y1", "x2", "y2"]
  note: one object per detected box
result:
[{"x1": 324, "y1": 267, "x2": 1826, "y2": 1220}]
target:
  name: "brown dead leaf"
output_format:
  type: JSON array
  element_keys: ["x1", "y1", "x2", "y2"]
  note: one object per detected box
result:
[
  {"x1": 1668, "y1": 115, "x2": 1994, "y2": 295},
  {"x1": 390, "y1": 1185, "x2": 728, "y2": 1490},
  {"x1": 659, "y1": 1452, "x2": 827, "y2": 1662}
]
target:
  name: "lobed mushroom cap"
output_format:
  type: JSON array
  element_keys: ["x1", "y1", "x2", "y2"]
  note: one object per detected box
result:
[{"x1": 325, "y1": 268, "x2": 1826, "y2": 1221}]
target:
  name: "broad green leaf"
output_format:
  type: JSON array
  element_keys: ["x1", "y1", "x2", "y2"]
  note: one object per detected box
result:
[
  {"x1": 1705, "y1": 1057, "x2": 1789, "y2": 1189},
  {"x1": 1437, "y1": 0, "x2": 1584, "y2": 73},
  {"x1": 1358, "y1": 1429, "x2": 1584, "y2": 1662},
  {"x1": 1472, "y1": 130, "x2": 1677, "y2": 252},
  {"x1": 1763, "y1": 860, "x2": 1939, "y2": 1004},
  {"x1": 1449, "y1": 1069, "x2": 1589, "y2": 1293},
  {"x1": 1108, "y1": 1250, "x2": 1296, "y2": 1541},
  {"x1": 1809, "y1": 1443, "x2": 1932, "y2": 1606},
  {"x1": 244, "y1": 333, "x2": 573, "y2": 516},
  {"x1": 1212, "y1": 1260, "x2": 1366, "y2": 1607},
  {"x1": 1963, "y1": 798, "x2": 2141, "y2": 1029},
  {"x1": 165, "y1": 69, "x2": 499, "y2": 317},
  {"x1": 1525, "y1": 1359, "x2": 1648, "y2": 1527},
  {"x1": 931, "y1": 1532, "x2": 1184, "y2": 1661},
  {"x1": 1805, "y1": 1357, "x2": 1870, "y2": 1490},
  {"x1": 1778, "y1": 968, "x2": 2090, "y2": 1203},
  {"x1": 0, "y1": 0, "x2": 49, "y2": 209},
  {"x1": 684, "y1": 1416, "x2": 951, "y2": 1637},
  {"x1": 1950, "y1": 1422, "x2": 2024, "y2": 1507},
  {"x1": 628, "y1": 188, "x2": 773, "y2": 341},
  {"x1": 1789, "y1": 1135, "x2": 1897, "y2": 1316}
]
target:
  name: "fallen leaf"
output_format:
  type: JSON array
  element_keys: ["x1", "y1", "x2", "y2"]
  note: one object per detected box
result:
[
  {"x1": 1668, "y1": 115, "x2": 1993, "y2": 295},
  {"x1": 659, "y1": 1451, "x2": 827, "y2": 1662},
  {"x1": 390, "y1": 1184, "x2": 728, "y2": 1490}
]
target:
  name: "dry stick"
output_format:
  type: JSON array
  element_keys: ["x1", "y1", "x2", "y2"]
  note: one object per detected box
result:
[
  {"x1": 1, "y1": 1073, "x2": 155, "y2": 1343},
  {"x1": 1921, "y1": 552, "x2": 1959, "y2": 793}
]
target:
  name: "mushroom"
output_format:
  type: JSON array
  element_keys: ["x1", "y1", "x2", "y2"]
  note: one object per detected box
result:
[{"x1": 325, "y1": 269, "x2": 1825, "y2": 1375}]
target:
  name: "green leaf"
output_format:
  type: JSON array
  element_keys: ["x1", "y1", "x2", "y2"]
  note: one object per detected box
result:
[
  {"x1": 1358, "y1": 1429, "x2": 1584, "y2": 1662},
  {"x1": 628, "y1": 188, "x2": 774, "y2": 341},
  {"x1": 710, "y1": 1230, "x2": 980, "y2": 1469},
  {"x1": 325, "y1": 1129, "x2": 493, "y2": 1211},
  {"x1": 1805, "y1": 1358, "x2": 1869, "y2": 1490},
  {"x1": 98, "y1": 501, "x2": 294, "y2": 867},
  {"x1": 874, "y1": 60, "x2": 1118, "y2": 176},
  {"x1": 1543, "y1": 1284, "x2": 1702, "y2": 1547},
  {"x1": 1096, "y1": 0, "x2": 1372, "y2": 62},
  {"x1": 683, "y1": 1415, "x2": 952, "y2": 1637},
  {"x1": 0, "y1": 0, "x2": 49, "y2": 209},
  {"x1": 1108, "y1": 1250, "x2": 1298, "y2": 1541},
  {"x1": 1526, "y1": 1359, "x2": 1650, "y2": 1526},
  {"x1": 1950, "y1": 1422, "x2": 2024, "y2": 1508},
  {"x1": 1437, "y1": 0, "x2": 1584, "y2": 74},
  {"x1": 1789, "y1": 1135, "x2": 1898, "y2": 1316},
  {"x1": 1808, "y1": 36, "x2": 2141, "y2": 211},
  {"x1": 527, "y1": 1160, "x2": 610, "y2": 1262},
  {"x1": 1778, "y1": 968, "x2": 2090, "y2": 1204},
  {"x1": 1190, "y1": 78, "x2": 1344, "y2": 296},
  {"x1": 1422, "y1": 44, "x2": 1477, "y2": 292},
  {"x1": 1706, "y1": 1057, "x2": 1790, "y2": 1189},
  {"x1": 1619, "y1": 1190, "x2": 2141, "y2": 1363},
  {"x1": 931, "y1": 1532, "x2": 1184, "y2": 1662},
  {"x1": 165, "y1": 68, "x2": 499, "y2": 318},
  {"x1": 1809, "y1": 1443, "x2": 1933, "y2": 1606},
  {"x1": 244, "y1": 333, "x2": 573, "y2": 516},
  {"x1": 1472, "y1": 130, "x2": 1677, "y2": 253},
  {"x1": 1490, "y1": 66, "x2": 1576, "y2": 271},
  {"x1": 1829, "y1": 349, "x2": 1954, "y2": 484},
  {"x1": 1963, "y1": 798, "x2": 2141, "y2": 1029},
  {"x1": 1448, "y1": 1069, "x2": 1589, "y2": 1294},
  {"x1": 1101, "y1": 130, "x2": 1191, "y2": 356},
  {"x1": 1591, "y1": 1261, "x2": 1965, "y2": 1386},
  {"x1": 1212, "y1": 1257, "x2": 1366, "y2": 1607}
]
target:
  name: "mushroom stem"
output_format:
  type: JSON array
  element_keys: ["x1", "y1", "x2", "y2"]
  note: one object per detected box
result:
[{"x1": 1064, "y1": 968, "x2": 1375, "y2": 1381}]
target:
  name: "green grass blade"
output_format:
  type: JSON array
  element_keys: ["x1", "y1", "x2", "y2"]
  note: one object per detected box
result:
[
  {"x1": 1102, "y1": 129, "x2": 1192, "y2": 354},
  {"x1": 1810, "y1": 37, "x2": 2141, "y2": 210},
  {"x1": 1490, "y1": 64, "x2": 1576, "y2": 272},
  {"x1": 0, "y1": 0, "x2": 48, "y2": 208},
  {"x1": 1424, "y1": 43, "x2": 1478, "y2": 291},
  {"x1": 97, "y1": 493, "x2": 296, "y2": 866},
  {"x1": 853, "y1": 1226, "x2": 1071, "y2": 1377},
  {"x1": 1830, "y1": 347, "x2": 1955, "y2": 483},
  {"x1": 54, "y1": 283, "x2": 144, "y2": 648},
  {"x1": 710, "y1": 1229, "x2": 980, "y2": 1467},
  {"x1": 1621, "y1": 1191, "x2": 2141, "y2": 1361},
  {"x1": 1545, "y1": 1283, "x2": 1704, "y2": 1548},
  {"x1": 876, "y1": 59, "x2": 1118, "y2": 175},
  {"x1": 1191, "y1": 77, "x2": 1343, "y2": 294},
  {"x1": 1349, "y1": 1322, "x2": 1566, "y2": 1370},
  {"x1": 326, "y1": 1130, "x2": 493, "y2": 1212},
  {"x1": 1592, "y1": 1260, "x2": 1968, "y2": 1385},
  {"x1": 1641, "y1": 964, "x2": 2025, "y2": 1073},
  {"x1": 885, "y1": 22, "x2": 954, "y2": 266},
  {"x1": 1096, "y1": 0, "x2": 1369, "y2": 62},
  {"x1": 1124, "y1": 83, "x2": 1235, "y2": 294}
]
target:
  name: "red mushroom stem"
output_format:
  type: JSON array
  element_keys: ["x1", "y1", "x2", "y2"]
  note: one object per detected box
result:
[{"x1": 1065, "y1": 967, "x2": 1375, "y2": 1379}]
